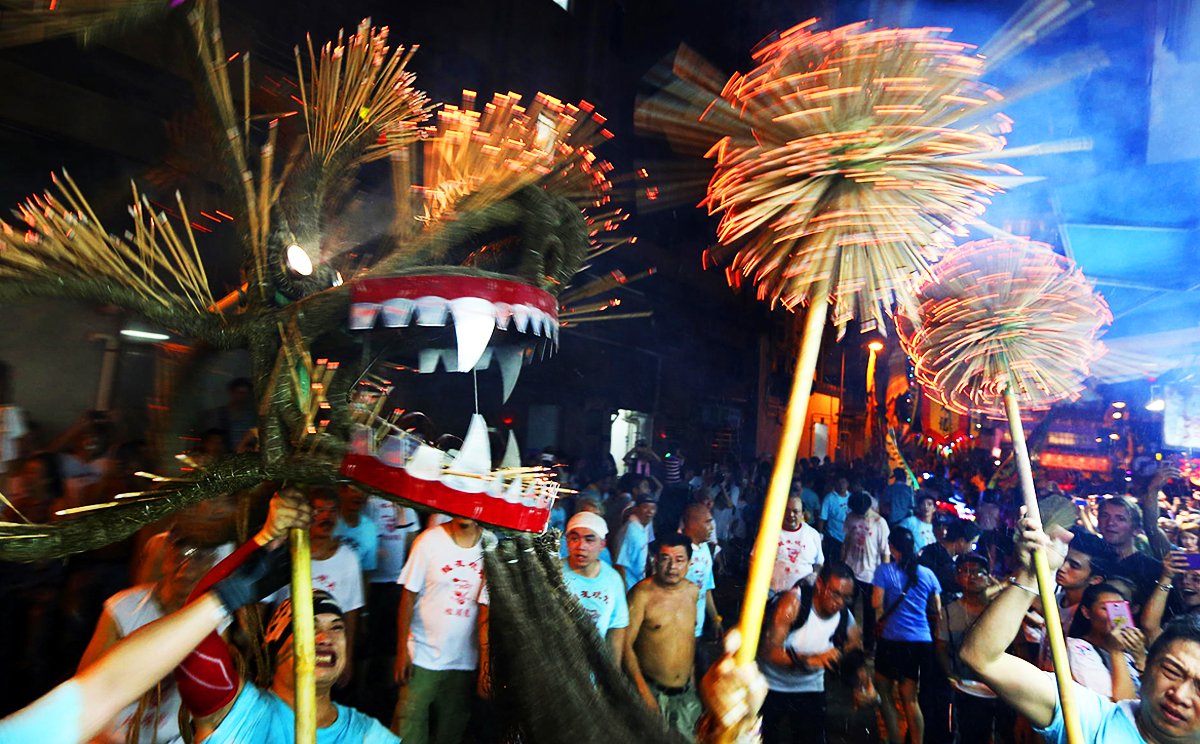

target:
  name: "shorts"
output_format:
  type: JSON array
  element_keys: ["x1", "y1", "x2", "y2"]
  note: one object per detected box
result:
[
  {"x1": 874, "y1": 639, "x2": 932, "y2": 682},
  {"x1": 647, "y1": 679, "x2": 703, "y2": 737}
]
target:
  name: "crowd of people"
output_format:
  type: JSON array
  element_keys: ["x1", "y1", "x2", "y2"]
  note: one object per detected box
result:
[{"x1": 7, "y1": 400, "x2": 1200, "y2": 744}]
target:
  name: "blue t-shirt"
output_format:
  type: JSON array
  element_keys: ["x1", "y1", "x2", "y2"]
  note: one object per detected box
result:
[
  {"x1": 872, "y1": 562, "x2": 941, "y2": 642},
  {"x1": 799, "y1": 488, "x2": 820, "y2": 521},
  {"x1": 1035, "y1": 674, "x2": 1141, "y2": 744},
  {"x1": 333, "y1": 516, "x2": 378, "y2": 572},
  {"x1": 205, "y1": 684, "x2": 396, "y2": 744},
  {"x1": 617, "y1": 519, "x2": 652, "y2": 591},
  {"x1": 884, "y1": 482, "x2": 915, "y2": 525},
  {"x1": 820, "y1": 492, "x2": 850, "y2": 541},
  {"x1": 562, "y1": 561, "x2": 630, "y2": 637},
  {"x1": 686, "y1": 541, "x2": 717, "y2": 637},
  {"x1": 0, "y1": 679, "x2": 82, "y2": 744}
]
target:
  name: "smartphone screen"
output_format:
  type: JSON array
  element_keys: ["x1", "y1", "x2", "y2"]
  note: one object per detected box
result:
[
  {"x1": 1183, "y1": 553, "x2": 1200, "y2": 571},
  {"x1": 1105, "y1": 600, "x2": 1134, "y2": 632}
]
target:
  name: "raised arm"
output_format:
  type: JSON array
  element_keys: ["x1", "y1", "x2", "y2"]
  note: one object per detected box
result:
[
  {"x1": 960, "y1": 513, "x2": 1063, "y2": 729},
  {"x1": 1143, "y1": 466, "x2": 1180, "y2": 560},
  {"x1": 1142, "y1": 550, "x2": 1188, "y2": 645}
]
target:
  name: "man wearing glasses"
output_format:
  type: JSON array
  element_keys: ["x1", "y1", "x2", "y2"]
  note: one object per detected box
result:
[{"x1": 758, "y1": 561, "x2": 862, "y2": 744}]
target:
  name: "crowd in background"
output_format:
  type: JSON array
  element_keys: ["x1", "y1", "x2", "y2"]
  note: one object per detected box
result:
[{"x1": 3, "y1": 390, "x2": 1200, "y2": 744}]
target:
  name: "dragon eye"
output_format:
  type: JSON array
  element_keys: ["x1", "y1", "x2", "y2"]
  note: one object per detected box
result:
[{"x1": 286, "y1": 243, "x2": 314, "y2": 276}]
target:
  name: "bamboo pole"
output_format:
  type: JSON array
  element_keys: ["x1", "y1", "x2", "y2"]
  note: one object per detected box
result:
[
  {"x1": 1002, "y1": 382, "x2": 1083, "y2": 744},
  {"x1": 290, "y1": 528, "x2": 317, "y2": 744},
  {"x1": 734, "y1": 281, "x2": 830, "y2": 666}
]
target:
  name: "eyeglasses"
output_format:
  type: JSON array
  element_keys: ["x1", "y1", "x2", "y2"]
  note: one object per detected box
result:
[{"x1": 957, "y1": 567, "x2": 989, "y2": 576}]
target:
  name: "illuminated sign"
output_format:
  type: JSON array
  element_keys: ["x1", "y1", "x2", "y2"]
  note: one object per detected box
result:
[{"x1": 1039, "y1": 451, "x2": 1110, "y2": 472}]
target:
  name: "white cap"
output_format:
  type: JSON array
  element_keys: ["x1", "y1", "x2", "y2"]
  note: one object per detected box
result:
[{"x1": 566, "y1": 511, "x2": 608, "y2": 540}]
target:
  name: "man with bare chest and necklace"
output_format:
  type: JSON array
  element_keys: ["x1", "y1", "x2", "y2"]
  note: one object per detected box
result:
[{"x1": 624, "y1": 532, "x2": 702, "y2": 736}]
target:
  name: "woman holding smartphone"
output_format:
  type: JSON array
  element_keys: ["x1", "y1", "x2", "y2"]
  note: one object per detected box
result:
[
  {"x1": 1141, "y1": 549, "x2": 1200, "y2": 645},
  {"x1": 1063, "y1": 582, "x2": 1147, "y2": 701}
]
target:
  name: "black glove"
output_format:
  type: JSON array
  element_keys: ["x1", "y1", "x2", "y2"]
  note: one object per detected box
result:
[{"x1": 213, "y1": 544, "x2": 291, "y2": 613}]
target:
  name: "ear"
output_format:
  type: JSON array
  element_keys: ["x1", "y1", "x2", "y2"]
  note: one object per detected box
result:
[{"x1": 1088, "y1": 574, "x2": 1105, "y2": 586}]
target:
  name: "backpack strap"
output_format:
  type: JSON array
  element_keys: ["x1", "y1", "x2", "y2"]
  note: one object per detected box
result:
[
  {"x1": 792, "y1": 583, "x2": 815, "y2": 634},
  {"x1": 834, "y1": 606, "x2": 851, "y2": 648}
]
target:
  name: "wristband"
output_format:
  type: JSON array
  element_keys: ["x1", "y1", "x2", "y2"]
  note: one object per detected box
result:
[{"x1": 1010, "y1": 579, "x2": 1039, "y2": 595}]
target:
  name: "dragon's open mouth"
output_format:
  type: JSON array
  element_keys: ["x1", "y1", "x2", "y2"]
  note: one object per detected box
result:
[{"x1": 342, "y1": 273, "x2": 561, "y2": 532}]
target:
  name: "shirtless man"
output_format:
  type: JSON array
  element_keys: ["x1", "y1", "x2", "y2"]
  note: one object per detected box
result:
[{"x1": 625, "y1": 532, "x2": 702, "y2": 736}]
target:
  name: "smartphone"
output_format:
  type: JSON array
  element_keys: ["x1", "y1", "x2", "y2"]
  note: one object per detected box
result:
[
  {"x1": 1183, "y1": 553, "x2": 1200, "y2": 571},
  {"x1": 1105, "y1": 600, "x2": 1134, "y2": 632}
]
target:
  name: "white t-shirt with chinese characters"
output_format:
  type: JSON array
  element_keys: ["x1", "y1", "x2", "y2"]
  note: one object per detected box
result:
[
  {"x1": 687, "y1": 541, "x2": 717, "y2": 637},
  {"x1": 365, "y1": 496, "x2": 420, "y2": 584},
  {"x1": 561, "y1": 561, "x2": 629, "y2": 637},
  {"x1": 770, "y1": 523, "x2": 824, "y2": 593},
  {"x1": 268, "y1": 543, "x2": 364, "y2": 612},
  {"x1": 760, "y1": 601, "x2": 855, "y2": 694},
  {"x1": 900, "y1": 516, "x2": 937, "y2": 553},
  {"x1": 842, "y1": 513, "x2": 890, "y2": 584},
  {"x1": 399, "y1": 524, "x2": 490, "y2": 671}
]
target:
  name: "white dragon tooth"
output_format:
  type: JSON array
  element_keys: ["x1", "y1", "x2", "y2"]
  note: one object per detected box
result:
[
  {"x1": 349, "y1": 303, "x2": 381, "y2": 330},
  {"x1": 452, "y1": 414, "x2": 492, "y2": 474},
  {"x1": 473, "y1": 347, "x2": 494, "y2": 371},
  {"x1": 511, "y1": 304, "x2": 530, "y2": 333},
  {"x1": 493, "y1": 302, "x2": 513, "y2": 330},
  {"x1": 414, "y1": 296, "x2": 449, "y2": 326},
  {"x1": 417, "y1": 348, "x2": 441, "y2": 374},
  {"x1": 443, "y1": 414, "x2": 492, "y2": 494},
  {"x1": 495, "y1": 346, "x2": 523, "y2": 403},
  {"x1": 381, "y1": 298, "x2": 415, "y2": 328},
  {"x1": 501, "y1": 431, "x2": 520, "y2": 469},
  {"x1": 550, "y1": 318, "x2": 560, "y2": 346},
  {"x1": 485, "y1": 476, "x2": 504, "y2": 498},
  {"x1": 528, "y1": 308, "x2": 544, "y2": 337},
  {"x1": 450, "y1": 296, "x2": 497, "y2": 372},
  {"x1": 405, "y1": 444, "x2": 445, "y2": 481},
  {"x1": 377, "y1": 435, "x2": 409, "y2": 467},
  {"x1": 349, "y1": 424, "x2": 373, "y2": 455},
  {"x1": 439, "y1": 347, "x2": 458, "y2": 372},
  {"x1": 503, "y1": 477, "x2": 525, "y2": 503}
]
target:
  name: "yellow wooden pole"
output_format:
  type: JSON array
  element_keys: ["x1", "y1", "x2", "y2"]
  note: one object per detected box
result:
[
  {"x1": 290, "y1": 527, "x2": 317, "y2": 744},
  {"x1": 734, "y1": 283, "x2": 830, "y2": 666},
  {"x1": 1003, "y1": 383, "x2": 1083, "y2": 744}
]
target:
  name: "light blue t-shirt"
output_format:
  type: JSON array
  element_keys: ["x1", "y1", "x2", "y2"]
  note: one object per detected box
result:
[
  {"x1": 799, "y1": 488, "x2": 820, "y2": 521},
  {"x1": 686, "y1": 541, "x2": 717, "y2": 637},
  {"x1": 617, "y1": 519, "x2": 652, "y2": 591},
  {"x1": 1035, "y1": 674, "x2": 1141, "y2": 744},
  {"x1": 900, "y1": 516, "x2": 936, "y2": 553},
  {"x1": 872, "y1": 562, "x2": 941, "y2": 642},
  {"x1": 562, "y1": 561, "x2": 630, "y2": 637},
  {"x1": 0, "y1": 679, "x2": 82, "y2": 744},
  {"x1": 205, "y1": 684, "x2": 396, "y2": 744},
  {"x1": 333, "y1": 516, "x2": 378, "y2": 572},
  {"x1": 820, "y1": 492, "x2": 850, "y2": 541}
]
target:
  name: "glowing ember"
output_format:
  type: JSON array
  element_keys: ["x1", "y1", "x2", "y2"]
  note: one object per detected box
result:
[
  {"x1": 643, "y1": 21, "x2": 1025, "y2": 332},
  {"x1": 895, "y1": 238, "x2": 1111, "y2": 417},
  {"x1": 418, "y1": 90, "x2": 624, "y2": 237}
]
